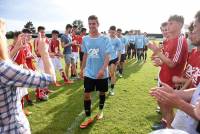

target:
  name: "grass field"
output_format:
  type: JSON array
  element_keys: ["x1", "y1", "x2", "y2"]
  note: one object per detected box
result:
[{"x1": 22, "y1": 50, "x2": 161, "y2": 134}]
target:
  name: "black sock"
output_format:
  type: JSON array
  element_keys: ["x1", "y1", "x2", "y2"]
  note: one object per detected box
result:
[
  {"x1": 84, "y1": 100, "x2": 91, "y2": 117},
  {"x1": 111, "y1": 84, "x2": 114, "y2": 89},
  {"x1": 99, "y1": 94, "x2": 105, "y2": 110},
  {"x1": 119, "y1": 68, "x2": 123, "y2": 74}
]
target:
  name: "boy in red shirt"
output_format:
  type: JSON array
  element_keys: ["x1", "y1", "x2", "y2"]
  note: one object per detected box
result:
[{"x1": 149, "y1": 15, "x2": 188, "y2": 128}]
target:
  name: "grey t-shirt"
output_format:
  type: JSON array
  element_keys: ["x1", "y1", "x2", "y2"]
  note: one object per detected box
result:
[{"x1": 61, "y1": 34, "x2": 72, "y2": 54}]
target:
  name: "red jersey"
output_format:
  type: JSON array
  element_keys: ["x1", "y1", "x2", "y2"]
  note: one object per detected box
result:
[
  {"x1": 34, "y1": 37, "x2": 49, "y2": 57},
  {"x1": 24, "y1": 43, "x2": 36, "y2": 70},
  {"x1": 49, "y1": 38, "x2": 60, "y2": 55},
  {"x1": 10, "y1": 45, "x2": 26, "y2": 65},
  {"x1": 159, "y1": 35, "x2": 188, "y2": 88},
  {"x1": 184, "y1": 48, "x2": 200, "y2": 87},
  {"x1": 72, "y1": 34, "x2": 80, "y2": 52}
]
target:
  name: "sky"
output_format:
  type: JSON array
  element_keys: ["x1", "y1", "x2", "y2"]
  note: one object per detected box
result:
[{"x1": 0, "y1": 0, "x2": 199, "y2": 33}]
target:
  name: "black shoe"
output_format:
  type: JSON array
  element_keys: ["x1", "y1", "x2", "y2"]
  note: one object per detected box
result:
[
  {"x1": 151, "y1": 122, "x2": 166, "y2": 130},
  {"x1": 27, "y1": 100, "x2": 34, "y2": 106}
]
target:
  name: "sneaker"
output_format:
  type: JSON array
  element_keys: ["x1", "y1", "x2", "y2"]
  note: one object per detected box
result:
[
  {"x1": 23, "y1": 109, "x2": 32, "y2": 116},
  {"x1": 27, "y1": 100, "x2": 34, "y2": 106},
  {"x1": 151, "y1": 121, "x2": 167, "y2": 130},
  {"x1": 119, "y1": 74, "x2": 123, "y2": 78},
  {"x1": 54, "y1": 82, "x2": 62, "y2": 87},
  {"x1": 96, "y1": 111, "x2": 103, "y2": 120},
  {"x1": 80, "y1": 117, "x2": 94, "y2": 129},
  {"x1": 156, "y1": 106, "x2": 161, "y2": 114},
  {"x1": 109, "y1": 89, "x2": 115, "y2": 96}
]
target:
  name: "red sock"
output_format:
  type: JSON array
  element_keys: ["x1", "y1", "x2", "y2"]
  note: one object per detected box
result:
[{"x1": 61, "y1": 71, "x2": 68, "y2": 82}]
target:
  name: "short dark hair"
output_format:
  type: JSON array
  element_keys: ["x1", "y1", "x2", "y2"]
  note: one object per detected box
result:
[
  {"x1": 73, "y1": 25, "x2": 78, "y2": 29},
  {"x1": 109, "y1": 26, "x2": 116, "y2": 31},
  {"x1": 13, "y1": 31, "x2": 21, "y2": 38},
  {"x1": 188, "y1": 22, "x2": 194, "y2": 33},
  {"x1": 52, "y1": 30, "x2": 59, "y2": 34},
  {"x1": 195, "y1": 10, "x2": 200, "y2": 23},
  {"x1": 81, "y1": 27, "x2": 86, "y2": 33},
  {"x1": 88, "y1": 15, "x2": 99, "y2": 24},
  {"x1": 117, "y1": 28, "x2": 122, "y2": 32},
  {"x1": 22, "y1": 28, "x2": 31, "y2": 33},
  {"x1": 168, "y1": 15, "x2": 184, "y2": 24},
  {"x1": 66, "y1": 24, "x2": 72, "y2": 30},
  {"x1": 37, "y1": 26, "x2": 45, "y2": 32}
]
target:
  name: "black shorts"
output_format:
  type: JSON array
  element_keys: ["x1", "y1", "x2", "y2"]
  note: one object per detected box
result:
[
  {"x1": 84, "y1": 76, "x2": 108, "y2": 93},
  {"x1": 79, "y1": 52, "x2": 84, "y2": 62},
  {"x1": 129, "y1": 43, "x2": 135, "y2": 49},
  {"x1": 120, "y1": 54, "x2": 126, "y2": 62},
  {"x1": 109, "y1": 57, "x2": 119, "y2": 66}
]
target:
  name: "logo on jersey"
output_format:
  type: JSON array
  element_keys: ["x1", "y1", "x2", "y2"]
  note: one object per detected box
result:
[
  {"x1": 185, "y1": 64, "x2": 200, "y2": 87},
  {"x1": 88, "y1": 48, "x2": 100, "y2": 58}
]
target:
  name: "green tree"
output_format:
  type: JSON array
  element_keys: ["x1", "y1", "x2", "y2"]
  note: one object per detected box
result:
[
  {"x1": 72, "y1": 19, "x2": 84, "y2": 30},
  {"x1": 24, "y1": 21, "x2": 36, "y2": 33}
]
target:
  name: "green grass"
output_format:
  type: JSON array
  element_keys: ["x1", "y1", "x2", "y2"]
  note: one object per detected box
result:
[{"x1": 25, "y1": 51, "x2": 161, "y2": 134}]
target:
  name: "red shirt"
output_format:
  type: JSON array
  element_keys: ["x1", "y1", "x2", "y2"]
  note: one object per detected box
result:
[
  {"x1": 159, "y1": 35, "x2": 188, "y2": 88},
  {"x1": 10, "y1": 45, "x2": 26, "y2": 65},
  {"x1": 49, "y1": 38, "x2": 60, "y2": 55},
  {"x1": 72, "y1": 34, "x2": 80, "y2": 52},
  {"x1": 184, "y1": 48, "x2": 200, "y2": 87}
]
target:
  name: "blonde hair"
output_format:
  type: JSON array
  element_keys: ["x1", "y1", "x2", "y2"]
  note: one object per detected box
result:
[{"x1": 0, "y1": 18, "x2": 9, "y2": 60}]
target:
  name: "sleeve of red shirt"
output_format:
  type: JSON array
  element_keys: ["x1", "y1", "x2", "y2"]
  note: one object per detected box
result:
[{"x1": 171, "y1": 36, "x2": 188, "y2": 65}]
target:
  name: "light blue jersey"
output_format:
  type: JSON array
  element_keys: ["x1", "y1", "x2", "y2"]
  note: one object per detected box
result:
[
  {"x1": 127, "y1": 35, "x2": 136, "y2": 44},
  {"x1": 119, "y1": 36, "x2": 128, "y2": 54},
  {"x1": 135, "y1": 35, "x2": 146, "y2": 49},
  {"x1": 110, "y1": 37, "x2": 122, "y2": 60},
  {"x1": 82, "y1": 35, "x2": 112, "y2": 79}
]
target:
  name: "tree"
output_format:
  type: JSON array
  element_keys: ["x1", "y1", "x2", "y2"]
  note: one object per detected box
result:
[
  {"x1": 72, "y1": 19, "x2": 84, "y2": 30},
  {"x1": 24, "y1": 21, "x2": 36, "y2": 33}
]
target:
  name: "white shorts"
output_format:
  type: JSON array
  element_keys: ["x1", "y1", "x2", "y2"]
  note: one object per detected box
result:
[
  {"x1": 51, "y1": 57, "x2": 63, "y2": 71},
  {"x1": 71, "y1": 52, "x2": 79, "y2": 64}
]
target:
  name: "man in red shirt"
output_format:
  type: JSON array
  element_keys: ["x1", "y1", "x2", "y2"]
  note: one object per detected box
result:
[
  {"x1": 49, "y1": 30, "x2": 73, "y2": 85},
  {"x1": 149, "y1": 15, "x2": 188, "y2": 128},
  {"x1": 71, "y1": 25, "x2": 80, "y2": 79}
]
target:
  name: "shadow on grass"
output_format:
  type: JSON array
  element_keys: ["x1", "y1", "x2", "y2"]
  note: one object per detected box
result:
[{"x1": 122, "y1": 59, "x2": 145, "y2": 79}]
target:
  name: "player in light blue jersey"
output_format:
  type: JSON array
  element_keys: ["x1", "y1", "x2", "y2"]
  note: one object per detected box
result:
[
  {"x1": 80, "y1": 15, "x2": 112, "y2": 128},
  {"x1": 135, "y1": 30, "x2": 147, "y2": 61},
  {"x1": 108, "y1": 26, "x2": 122, "y2": 96},
  {"x1": 143, "y1": 32, "x2": 149, "y2": 62},
  {"x1": 117, "y1": 28, "x2": 128, "y2": 77},
  {"x1": 127, "y1": 30, "x2": 136, "y2": 59}
]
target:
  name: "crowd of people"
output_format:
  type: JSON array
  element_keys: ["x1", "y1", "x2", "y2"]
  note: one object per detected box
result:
[{"x1": 0, "y1": 10, "x2": 200, "y2": 134}]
